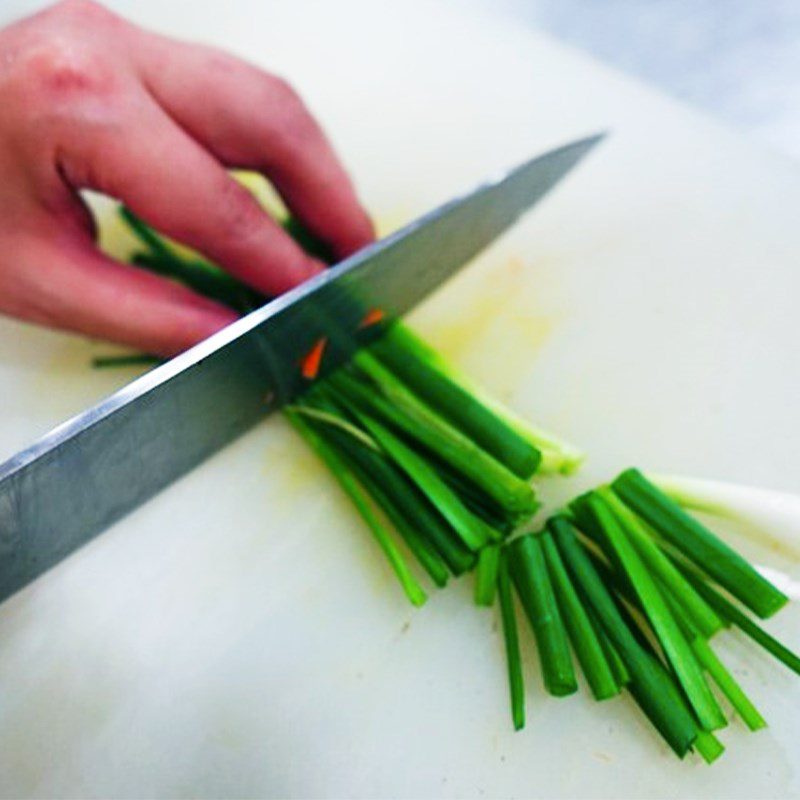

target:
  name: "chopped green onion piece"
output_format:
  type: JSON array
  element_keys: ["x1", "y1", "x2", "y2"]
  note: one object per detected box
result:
[
  {"x1": 286, "y1": 404, "x2": 381, "y2": 453},
  {"x1": 285, "y1": 409, "x2": 426, "y2": 607},
  {"x1": 344, "y1": 407, "x2": 497, "y2": 551},
  {"x1": 119, "y1": 206, "x2": 177, "y2": 261},
  {"x1": 497, "y1": 551, "x2": 525, "y2": 730},
  {"x1": 92, "y1": 353, "x2": 161, "y2": 369},
  {"x1": 603, "y1": 488, "x2": 724, "y2": 638},
  {"x1": 541, "y1": 528, "x2": 619, "y2": 700},
  {"x1": 593, "y1": 616, "x2": 631, "y2": 687},
  {"x1": 612, "y1": 468, "x2": 788, "y2": 619},
  {"x1": 693, "y1": 730, "x2": 725, "y2": 764},
  {"x1": 337, "y1": 357, "x2": 538, "y2": 520},
  {"x1": 676, "y1": 562, "x2": 800, "y2": 678},
  {"x1": 338, "y1": 447, "x2": 450, "y2": 588},
  {"x1": 691, "y1": 636, "x2": 766, "y2": 732},
  {"x1": 589, "y1": 491, "x2": 727, "y2": 731},
  {"x1": 509, "y1": 534, "x2": 577, "y2": 697},
  {"x1": 550, "y1": 516, "x2": 698, "y2": 757},
  {"x1": 306, "y1": 390, "x2": 475, "y2": 576},
  {"x1": 475, "y1": 545, "x2": 501, "y2": 606},
  {"x1": 659, "y1": 584, "x2": 766, "y2": 732},
  {"x1": 370, "y1": 324, "x2": 542, "y2": 479},
  {"x1": 374, "y1": 324, "x2": 584, "y2": 475}
]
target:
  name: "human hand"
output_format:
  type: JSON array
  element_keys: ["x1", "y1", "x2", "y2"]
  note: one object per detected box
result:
[{"x1": 0, "y1": 0, "x2": 373, "y2": 356}]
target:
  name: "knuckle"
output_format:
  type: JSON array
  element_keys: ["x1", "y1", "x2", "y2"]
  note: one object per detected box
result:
[
  {"x1": 258, "y1": 75, "x2": 320, "y2": 153},
  {"x1": 18, "y1": 38, "x2": 114, "y2": 101},
  {"x1": 214, "y1": 179, "x2": 266, "y2": 243}
]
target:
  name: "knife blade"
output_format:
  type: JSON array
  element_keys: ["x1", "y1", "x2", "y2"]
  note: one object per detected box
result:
[{"x1": 0, "y1": 134, "x2": 603, "y2": 603}]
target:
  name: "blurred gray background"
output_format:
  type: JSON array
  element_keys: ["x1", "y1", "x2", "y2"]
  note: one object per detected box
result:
[{"x1": 484, "y1": 0, "x2": 800, "y2": 160}]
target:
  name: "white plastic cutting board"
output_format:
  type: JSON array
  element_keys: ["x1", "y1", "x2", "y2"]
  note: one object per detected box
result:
[{"x1": 0, "y1": 1, "x2": 799, "y2": 797}]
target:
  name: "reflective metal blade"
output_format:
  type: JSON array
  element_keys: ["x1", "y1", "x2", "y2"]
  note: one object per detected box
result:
[{"x1": 0, "y1": 134, "x2": 603, "y2": 602}]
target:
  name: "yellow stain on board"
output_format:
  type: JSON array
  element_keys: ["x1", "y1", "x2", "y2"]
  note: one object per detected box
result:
[{"x1": 410, "y1": 255, "x2": 559, "y2": 401}]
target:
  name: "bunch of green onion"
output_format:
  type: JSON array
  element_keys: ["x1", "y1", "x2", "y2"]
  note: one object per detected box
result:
[
  {"x1": 103, "y1": 207, "x2": 799, "y2": 764},
  {"x1": 109, "y1": 206, "x2": 583, "y2": 608},
  {"x1": 499, "y1": 468, "x2": 798, "y2": 763}
]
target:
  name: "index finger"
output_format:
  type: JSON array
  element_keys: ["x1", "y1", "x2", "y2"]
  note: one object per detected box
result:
[{"x1": 135, "y1": 36, "x2": 375, "y2": 260}]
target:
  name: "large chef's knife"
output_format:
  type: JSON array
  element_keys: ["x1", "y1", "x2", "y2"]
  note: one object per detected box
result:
[{"x1": 0, "y1": 135, "x2": 603, "y2": 603}]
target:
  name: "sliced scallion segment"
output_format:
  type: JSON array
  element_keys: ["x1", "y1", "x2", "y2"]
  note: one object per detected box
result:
[
  {"x1": 588, "y1": 490, "x2": 726, "y2": 731},
  {"x1": 475, "y1": 545, "x2": 501, "y2": 606},
  {"x1": 345, "y1": 407, "x2": 498, "y2": 551},
  {"x1": 371, "y1": 323, "x2": 583, "y2": 475},
  {"x1": 497, "y1": 551, "x2": 526, "y2": 730},
  {"x1": 370, "y1": 324, "x2": 542, "y2": 479},
  {"x1": 550, "y1": 516, "x2": 698, "y2": 757},
  {"x1": 541, "y1": 527, "x2": 619, "y2": 700},
  {"x1": 612, "y1": 469, "x2": 788, "y2": 619},
  {"x1": 509, "y1": 534, "x2": 577, "y2": 697},
  {"x1": 603, "y1": 488, "x2": 724, "y2": 638},
  {"x1": 285, "y1": 409, "x2": 426, "y2": 607}
]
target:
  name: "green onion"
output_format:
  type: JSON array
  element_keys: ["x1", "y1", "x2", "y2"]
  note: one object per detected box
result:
[
  {"x1": 587, "y1": 491, "x2": 726, "y2": 731},
  {"x1": 602, "y1": 488, "x2": 724, "y2": 638},
  {"x1": 550, "y1": 516, "x2": 699, "y2": 757},
  {"x1": 694, "y1": 730, "x2": 725, "y2": 765},
  {"x1": 342, "y1": 405, "x2": 498, "y2": 551},
  {"x1": 612, "y1": 469, "x2": 788, "y2": 619},
  {"x1": 121, "y1": 208, "x2": 260, "y2": 312},
  {"x1": 287, "y1": 404, "x2": 382, "y2": 453},
  {"x1": 339, "y1": 449, "x2": 451, "y2": 588},
  {"x1": 691, "y1": 636, "x2": 766, "y2": 732},
  {"x1": 285, "y1": 409, "x2": 426, "y2": 606},
  {"x1": 658, "y1": 579, "x2": 766, "y2": 732},
  {"x1": 91, "y1": 353, "x2": 162, "y2": 369},
  {"x1": 370, "y1": 324, "x2": 542, "y2": 478},
  {"x1": 428, "y1": 458, "x2": 518, "y2": 534},
  {"x1": 497, "y1": 551, "x2": 525, "y2": 730},
  {"x1": 577, "y1": 537, "x2": 660, "y2": 657},
  {"x1": 594, "y1": 617, "x2": 631, "y2": 686},
  {"x1": 508, "y1": 534, "x2": 577, "y2": 697},
  {"x1": 475, "y1": 545, "x2": 501, "y2": 606},
  {"x1": 304, "y1": 389, "x2": 475, "y2": 576},
  {"x1": 676, "y1": 563, "x2": 800, "y2": 678},
  {"x1": 371, "y1": 324, "x2": 584, "y2": 475},
  {"x1": 337, "y1": 356, "x2": 538, "y2": 520},
  {"x1": 541, "y1": 527, "x2": 619, "y2": 700}
]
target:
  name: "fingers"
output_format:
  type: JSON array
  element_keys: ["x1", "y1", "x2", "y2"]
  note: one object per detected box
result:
[
  {"x1": 57, "y1": 94, "x2": 325, "y2": 296},
  {"x1": 0, "y1": 225, "x2": 237, "y2": 356},
  {"x1": 134, "y1": 37, "x2": 374, "y2": 259}
]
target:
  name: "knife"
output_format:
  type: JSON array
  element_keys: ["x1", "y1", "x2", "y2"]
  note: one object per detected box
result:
[{"x1": 0, "y1": 134, "x2": 603, "y2": 604}]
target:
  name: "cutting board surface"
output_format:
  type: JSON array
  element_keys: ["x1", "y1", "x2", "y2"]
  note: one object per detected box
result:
[{"x1": 0, "y1": 1, "x2": 799, "y2": 797}]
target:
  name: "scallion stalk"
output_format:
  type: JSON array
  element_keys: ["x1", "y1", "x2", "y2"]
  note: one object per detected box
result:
[
  {"x1": 370, "y1": 324, "x2": 542, "y2": 478},
  {"x1": 658, "y1": 578, "x2": 767, "y2": 732},
  {"x1": 541, "y1": 527, "x2": 619, "y2": 700},
  {"x1": 336, "y1": 357, "x2": 538, "y2": 520},
  {"x1": 303, "y1": 389, "x2": 475, "y2": 575},
  {"x1": 285, "y1": 409, "x2": 426, "y2": 606},
  {"x1": 550, "y1": 516, "x2": 699, "y2": 757},
  {"x1": 694, "y1": 730, "x2": 725, "y2": 765},
  {"x1": 612, "y1": 469, "x2": 788, "y2": 619},
  {"x1": 691, "y1": 636, "x2": 766, "y2": 732},
  {"x1": 497, "y1": 551, "x2": 525, "y2": 730},
  {"x1": 602, "y1": 488, "x2": 724, "y2": 638},
  {"x1": 343, "y1": 406, "x2": 498, "y2": 551},
  {"x1": 371, "y1": 324, "x2": 584, "y2": 475},
  {"x1": 593, "y1": 616, "x2": 631, "y2": 687},
  {"x1": 676, "y1": 562, "x2": 800, "y2": 678},
  {"x1": 475, "y1": 545, "x2": 501, "y2": 606},
  {"x1": 508, "y1": 534, "x2": 577, "y2": 697},
  {"x1": 586, "y1": 491, "x2": 726, "y2": 731}
]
